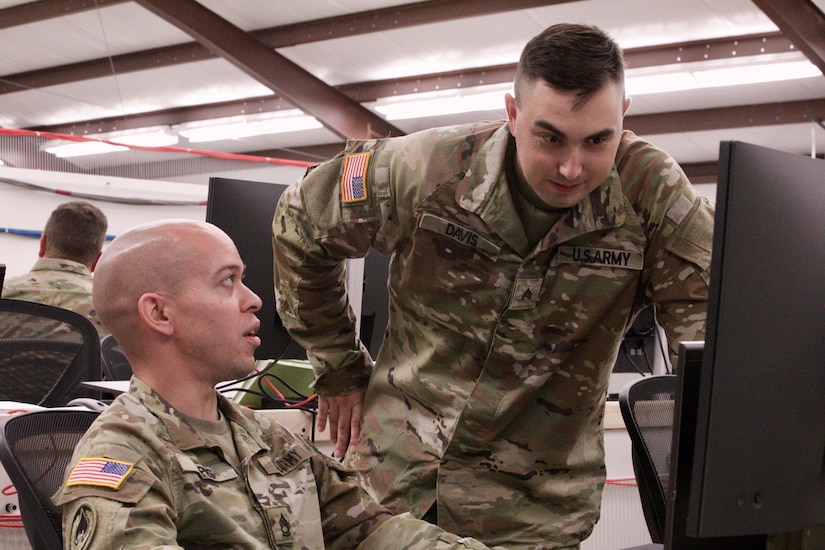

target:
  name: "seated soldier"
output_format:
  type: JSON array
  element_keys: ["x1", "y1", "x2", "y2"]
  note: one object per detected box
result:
[{"x1": 53, "y1": 219, "x2": 504, "y2": 550}]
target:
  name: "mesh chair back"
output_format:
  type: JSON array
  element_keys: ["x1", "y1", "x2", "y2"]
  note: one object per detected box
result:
[
  {"x1": 618, "y1": 374, "x2": 677, "y2": 544},
  {"x1": 0, "y1": 299, "x2": 102, "y2": 406},
  {"x1": 100, "y1": 334, "x2": 133, "y2": 380},
  {"x1": 0, "y1": 409, "x2": 100, "y2": 550}
]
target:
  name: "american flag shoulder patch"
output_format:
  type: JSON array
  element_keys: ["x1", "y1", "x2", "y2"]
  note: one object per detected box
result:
[
  {"x1": 66, "y1": 457, "x2": 134, "y2": 490},
  {"x1": 340, "y1": 151, "x2": 370, "y2": 204}
]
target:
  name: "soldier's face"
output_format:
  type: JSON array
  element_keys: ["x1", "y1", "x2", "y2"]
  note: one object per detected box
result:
[
  {"x1": 170, "y1": 229, "x2": 262, "y2": 382},
  {"x1": 505, "y1": 80, "x2": 630, "y2": 209}
]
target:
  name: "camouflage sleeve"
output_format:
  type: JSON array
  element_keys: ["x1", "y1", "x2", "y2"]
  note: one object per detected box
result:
[
  {"x1": 649, "y1": 192, "x2": 714, "y2": 366},
  {"x1": 358, "y1": 514, "x2": 507, "y2": 550},
  {"x1": 58, "y1": 448, "x2": 181, "y2": 549},
  {"x1": 617, "y1": 133, "x2": 714, "y2": 366},
  {"x1": 62, "y1": 494, "x2": 181, "y2": 550},
  {"x1": 311, "y1": 452, "x2": 503, "y2": 550},
  {"x1": 272, "y1": 147, "x2": 384, "y2": 396}
]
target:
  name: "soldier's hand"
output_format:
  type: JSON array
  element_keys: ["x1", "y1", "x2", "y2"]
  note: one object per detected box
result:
[{"x1": 317, "y1": 390, "x2": 366, "y2": 459}]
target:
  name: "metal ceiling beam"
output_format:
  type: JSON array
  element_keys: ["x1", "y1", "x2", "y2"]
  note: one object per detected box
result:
[
  {"x1": 0, "y1": 0, "x2": 127, "y2": 30},
  {"x1": 624, "y1": 98, "x2": 825, "y2": 135},
  {"x1": 0, "y1": 0, "x2": 793, "y2": 96},
  {"x1": 0, "y1": 0, "x2": 573, "y2": 33},
  {"x1": 254, "y1": 0, "x2": 582, "y2": 48},
  {"x1": 0, "y1": 0, "x2": 582, "y2": 94},
  {"x1": 751, "y1": 0, "x2": 825, "y2": 74},
  {"x1": 32, "y1": 93, "x2": 825, "y2": 169},
  {"x1": 0, "y1": 29, "x2": 796, "y2": 97},
  {"x1": 133, "y1": 0, "x2": 401, "y2": 141}
]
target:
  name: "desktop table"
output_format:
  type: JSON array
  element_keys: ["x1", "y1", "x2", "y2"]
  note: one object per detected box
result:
[{"x1": 78, "y1": 380, "x2": 327, "y2": 445}]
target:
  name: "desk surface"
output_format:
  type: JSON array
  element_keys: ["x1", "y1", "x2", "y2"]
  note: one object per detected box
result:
[
  {"x1": 80, "y1": 380, "x2": 129, "y2": 393},
  {"x1": 78, "y1": 380, "x2": 329, "y2": 443}
]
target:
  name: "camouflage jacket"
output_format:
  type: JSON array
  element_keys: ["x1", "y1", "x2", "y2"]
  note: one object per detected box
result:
[
  {"x1": 2, "y1": 258, "x2": 108, "y2": 337},
  {"x1": 272, "y1": 121, "x2": 713, "y2": 548},
  {"x1": 53, "y1": 377, "x2": 502, "y2": 550}
]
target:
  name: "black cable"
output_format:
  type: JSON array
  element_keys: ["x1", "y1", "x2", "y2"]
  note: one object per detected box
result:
[
  {"x1": 619, "y1": 339, "x2": 653, "y2": 376},
  {"x1": 256, "y1": 372, "x2": 312, "y2": 400}
]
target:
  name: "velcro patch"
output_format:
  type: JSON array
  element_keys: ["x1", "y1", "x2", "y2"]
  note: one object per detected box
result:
[
  {"x1": 66, "y1": 457, "x2": 134, "y2": 490},
  {"x1": 340, "y1": 151, "x2": 370, "y2": 204},
  {"x1": 68, "y1": 503, "x2": 96, "y2": 550},
  {"x1": 509, "y1": 278, "x2": 543, "y2": 310},
  {"x1": 556, "y1": 246, "x2": 643, "y2": 270},
  {"x1": 419, "y1": 213, "x2": 501, "y2": 257},
  {"x1": 260, "y1": 444, "x2": 314, "y2": 475}
]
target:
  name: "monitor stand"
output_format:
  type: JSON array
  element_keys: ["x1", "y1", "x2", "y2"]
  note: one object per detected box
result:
[
  {"x1": 622, "y1": 345, "x2": 767, "y2": 550},
  {"x1": 659, "y1": 347, "x2": 766, "y2": 550}
]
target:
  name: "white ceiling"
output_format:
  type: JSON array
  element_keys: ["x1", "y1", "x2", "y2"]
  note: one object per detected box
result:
[{"x1": 0, "y1": 0, "x2": 823, "y2": 184}]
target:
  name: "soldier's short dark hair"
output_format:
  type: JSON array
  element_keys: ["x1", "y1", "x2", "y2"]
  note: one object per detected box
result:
[
  {"x1": 514, "y1": 23, "x2": 625, "y2": 110},
  {"x1": 44, "y1": 201, "x2": 108, "y2": 266}
]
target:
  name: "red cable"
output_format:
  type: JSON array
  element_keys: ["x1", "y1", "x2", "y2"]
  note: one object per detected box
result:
[
  {"x1": 605, "y1": 477, "x2": 638, "y2": 487},
  {"x1": 0, "y1": 514, "x2": 24, "y2": 528},
  {"x1": 260, "y1": 375, "x2": 318, "y2": 408},
  {"x1": 0, "y1": 128, "x2": 316, "y2": 168}
]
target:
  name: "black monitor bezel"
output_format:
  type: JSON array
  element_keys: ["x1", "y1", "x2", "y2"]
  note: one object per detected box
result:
[{"x1": 668, "y1": 141, "x2": 825, "y2": 546}]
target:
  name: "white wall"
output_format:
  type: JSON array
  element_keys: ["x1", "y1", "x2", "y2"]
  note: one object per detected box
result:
[
  {"x1": 0, "y1": 165, "x2": 308, "y2": 278},
  {"x1": 1, "y1": 167, "x2": 717, "y2": 279}
]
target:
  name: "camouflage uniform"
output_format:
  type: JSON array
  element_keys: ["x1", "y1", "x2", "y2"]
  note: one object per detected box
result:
[
  {"x1": 54, "y1": 377, "x2": 501, "y2": 550},
  {"x1": 2, "y1": 258, "x2": 108, "y2": 337},
  {"x1": 272, "y1": 121, "x2": 713, "y2": 549}
]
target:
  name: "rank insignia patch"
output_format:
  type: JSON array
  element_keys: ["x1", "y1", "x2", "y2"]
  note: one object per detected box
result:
[
  {"x1": 66, "y1": 457, "x2": 134, "y2": 489},
  {"x1": 340, "y1": 151, "x2": 370, "y2": 204}
]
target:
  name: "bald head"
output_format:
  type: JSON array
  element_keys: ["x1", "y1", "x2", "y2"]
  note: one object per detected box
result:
[{"x1": 93, "y1": 220, "x2": 235, "y2": 345}]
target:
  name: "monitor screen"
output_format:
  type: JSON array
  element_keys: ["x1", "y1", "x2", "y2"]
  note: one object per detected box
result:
[
  {"x1": 672, "y1": 141, "x2": 825, "y2": 542},
  {"x1": 206, "y1": 177, "x2": 305, "y2": 361},
  {"x1": 205, "y1": 177, "x2": 391, "y2": 361}
]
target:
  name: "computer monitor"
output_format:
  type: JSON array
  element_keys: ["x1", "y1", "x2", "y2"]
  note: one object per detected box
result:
[
  {"x1": 206, "y1": 177, "x2": 391, "y2": 361},
  {"x1": 664, "y1": 141, "x2": 825, "y2": 548},
  {"x1": 206, "y1": 177, "x2": 304, "y2": 361}
]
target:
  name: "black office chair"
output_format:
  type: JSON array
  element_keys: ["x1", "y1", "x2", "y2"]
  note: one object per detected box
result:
[
  {"x1": 0, "y1": 409, "x2": 100, "y2": 550},
  {"x1": 0, "y1": 298, "x2": 102, "y2": 406},
  {"x1": 618, "y1": 374, "x2": 678, "y2": 544},
  {"x1": 100, "y1": 334, "x2": 133, "y2": 380}
]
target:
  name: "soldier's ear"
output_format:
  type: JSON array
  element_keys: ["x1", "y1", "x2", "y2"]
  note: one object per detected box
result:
[
  {"x1": 38, "y1": 235, "x2": 47, "y2": 258},
  {"x1": 137, "y1": 292, "x2": 174, "y2": 336}
]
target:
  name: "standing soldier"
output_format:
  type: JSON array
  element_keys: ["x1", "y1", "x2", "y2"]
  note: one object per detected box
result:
[{"x1": 273, "y1": 23, "x2": 712, "y2": 549}]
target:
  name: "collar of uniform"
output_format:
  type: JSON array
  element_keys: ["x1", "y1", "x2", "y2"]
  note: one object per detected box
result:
[
  {"x1": 454, "y1": 123, "x2": 528, "y2": 252},
  {"x1": 30, "y1": 257, "x2": 91, "y2": 277},
  {"x1": 454, "y1": 123, "x2": 627, "y2": 246},
  {"x1": 128, "y1": 376, "x2": 269, "y2": 454}
]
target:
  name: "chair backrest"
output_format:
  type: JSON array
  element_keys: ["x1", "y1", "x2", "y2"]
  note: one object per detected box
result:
[
  {"x1": 0, "y1": 298, "x2": 102, "y2": 406},
  {"x1": 618, "y1": 374, "x2": 677, "y2": 544},
  {"x1": 100, "y1": 334, "x2": 133, "y2": 380},
  {"x1": 0, "y1": 409, "x2": 100, "y2": 550}
]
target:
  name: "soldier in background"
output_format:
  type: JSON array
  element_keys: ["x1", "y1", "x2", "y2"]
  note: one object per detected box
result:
[
  {"x1": 54, "y1": 219, "x2": 502, "y2": 550},
  {"x1": 3, "y1": 200, "x2": 109, "y2": 337},
  {"x1": 273, "y1": 23, "x2": 713, "y2": 549}
]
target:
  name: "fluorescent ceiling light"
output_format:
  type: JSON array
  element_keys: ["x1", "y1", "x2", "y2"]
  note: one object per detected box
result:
[
  {"x1": 43, "y1": 127, "x2": 178, "y2": 157},
  {"x1": 179, "y1": 112, "x2": 322, "y2": 143},
  {"x1": 110, "y1": 129, "x2": 178, "y2": 147},
  {"x1": 374, "y1": 84, "x2": 511, "y2": 121},
  {"x1": 627, "y1": 60, "x2": 821, "y2": 96},
  {"x1": 373, "y1": 58, "x2": 820, "y2": 120},
  {"x1": 44, "y1": 141, "x2": 128, "y2": 158}
]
